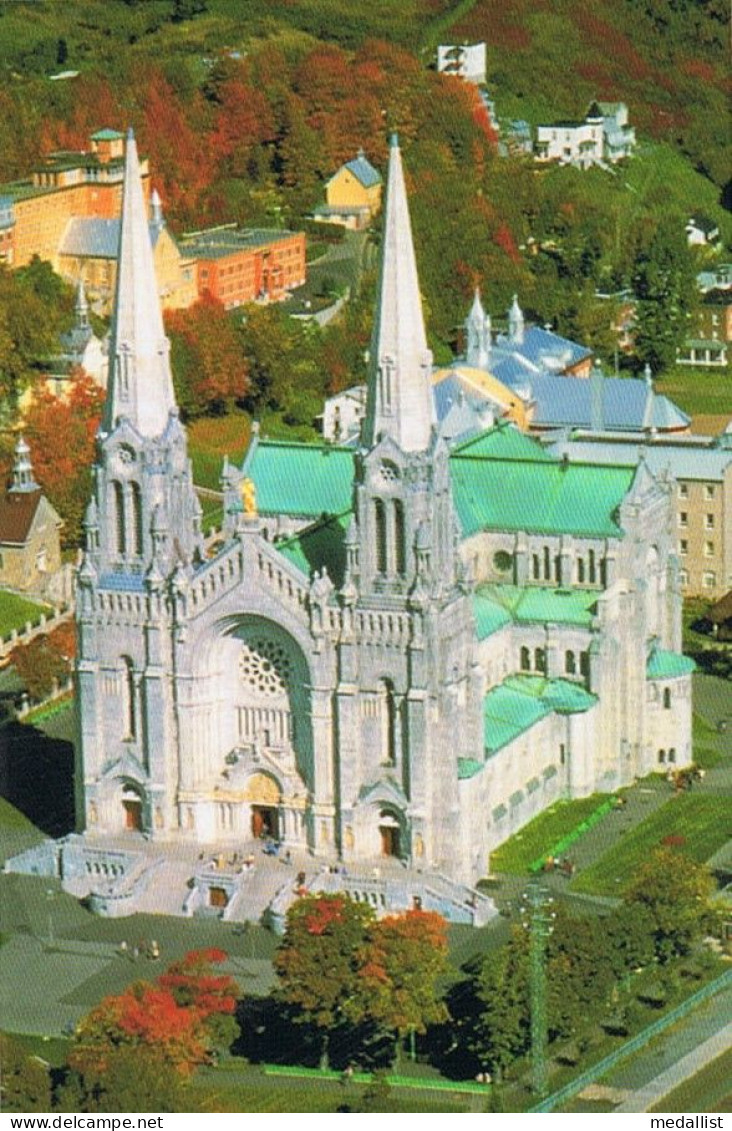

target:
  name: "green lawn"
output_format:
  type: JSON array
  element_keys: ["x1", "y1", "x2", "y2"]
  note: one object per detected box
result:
[
  {"x1": 648, "y1": 1049, "x2": 732, "y2": 1114},
  {"x1": 488, "y1": 794, "x2": 611, "y2": 873},
  {"x1": 571, "y1": 794, "x2": 729, "y2": 897},
  {"x1": 654, "y1": 366, "x2": 732, "y2": 421},
  {"x1": 188, "y1": 411, "x2": 251, "y2": 491},
  {"x1": 0, "y1": 592, "x2": 53, "y2": 640}
]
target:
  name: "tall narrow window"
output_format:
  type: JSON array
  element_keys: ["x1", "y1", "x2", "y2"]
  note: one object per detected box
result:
[
  {"x1": 554, "y1": 554, "x2": 562, "y2": 584},
  {"x1": 577, "y1": 557, "x2": 585, "y2": 583},
  {"x1": 113, "y1": 481, "x2": 126, "y2": 557},
  {"x1": 532, "y1": 554, "x2": 540, "y2": 580},
  {"x1": 589, "y1": 549, "x2": 596, "y2": 583},
  {"x1": 394, "y1": 500, "x2": 406, "y2": 575},
  {"x1": 535, "y1": 647, "x2": 546, "y2": 673},
  {"x1": 375, "y1": 500, "x2": 387, "y2": 574},
  {"x1": 379, "y1": 679, "x2": 397, "y2": 765},
  {"x1": 131, "y1": 482, "x2": 143, "y2": 557},
  {"x1": 121, "y1": 656, "x2": 136, "y2": 740},
  {"x1": 600, "y1": 557, "x2": 607, "y2": 587},
  {"x1": 520, "y1": 646, "x2": 531, "y2": 671},
  {"x1": 543, "y1": 546, "x2": 551, "y2": 580},
  {"x1": 663, "y1": 687, "x2": 671, "y2": 709},
  {"x1": 565, "y1": 650, "x2": 576, "y2": 675},
  {"x1": 580, "y1": 651, "x2": 590, "y2": 683}
]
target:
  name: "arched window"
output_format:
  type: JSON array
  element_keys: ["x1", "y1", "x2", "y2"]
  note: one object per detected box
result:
[
  {"x1": 113, "y1": 481, "x2": 126, "y2": 556},
  {"x1": 663, "y1": 687, "x2": 671, "y2": 709},
  {"x1": 580, "y1": 651, "x2": 590, "y2": 683},
  {"x1": 535, "y1": 647, "x2": 546, "y2": 673},
  {"x1": 374, "y1": 500, "x2": 387, "y2": 574},
  {"x1": 565, "y1": 650, "x2": 576, "y2": 675},
  {"x1": 520, "y1": 646, "x2": 531, "y2": 671},
  {"x1": 668, "y1": 747, "x2": 676, "y2": 763},
  {"x1": 658, "y1": 749, "x2": 666, "y2": 764},
  {"x1": 393, "y1": 500, "x2": 406, "y2": 575},
  {"x1": 130, "y1": 482, "x2": 143, "y2": 557},
  {"x1": 532, "y1": 554, "x2": 541, "y2": 580},
  {"x1": 577, "y1": 557, "x2": 585, "y2": 583},
  {"x1": 121, "y1": 656, "x2": 136, "y2": 740}
]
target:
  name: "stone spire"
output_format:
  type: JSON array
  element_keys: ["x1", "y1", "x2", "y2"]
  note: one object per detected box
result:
[
  {"x1": 508, "y1": 294, "x2": 524, "y2": 344},
  {"x1": 9, "y1": 436, "x2": 39, "y2": 494},
  {"x1": 362, "y1": 135, "x2": 434, "y2": 453},
  {"x1": 103, "y1": 129, "x2": 176, "y2": 437},
  {"x1": 465, "y1": 288, "x2": 491, "y2": 370},
  {"x1": 150, "y1": 188, "x2": 164, "y2": 230}
]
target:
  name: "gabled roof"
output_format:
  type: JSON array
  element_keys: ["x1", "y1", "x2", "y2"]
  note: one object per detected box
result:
[
  {"x1": 709, "y1": 590, "x2": 732, "y2": 625},
  {"x1": 0, "y1": 489, "x2": 43, "y2": 545},
  {"x1": 342, "y1": 152, "x2": 382, "y2": 189},
  {"x1": 529, "y1": 373, "x2": 689, "y2": 432},
  {"x1": 452, "y1": 421, "x2": 554, "y2": 461},
  {"x1": 91, "y1": 128, "x2": 124, "y2": 141},
  {"x1": 241, "y1": 439, "x2": 355, "y2": 517},
  {"x1": 59, "y1": 216, "x2": 164, "y2": 259},
  {"x1": 450, "y1": 448, "x2": 633, "y2": 538}
]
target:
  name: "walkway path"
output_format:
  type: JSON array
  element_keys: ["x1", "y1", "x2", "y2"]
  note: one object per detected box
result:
[{"x1": 614, "y1": 1022, "x2": 732, "y2": 1112}]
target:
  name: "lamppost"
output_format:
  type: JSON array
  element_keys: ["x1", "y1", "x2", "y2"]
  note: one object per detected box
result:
[{"x1": 522, "y1": 879, "x2": 555, "y2": 1097}]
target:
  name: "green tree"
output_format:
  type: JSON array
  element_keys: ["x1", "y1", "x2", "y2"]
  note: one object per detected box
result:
[
  {"x1": 274, "y1": 894, "x2": 376, "y2": 1068},
  {"x1": 624, "y1": 846, "x2": 714, "y2": 962},
  {"x1": 632, "y1": 220, "x2": 696, "y2": 372},
  {"x1": 57, "y1": 1047, "x2": 190, "y2": 1113},
  {"x1": 0, "y1": 1033, "x2": 52, "y2": 1112},
  {"x1": 358, "y1": 910, "x2": 449, "y2": 1064},
  {"x1": 470, "y1": 927, "x2": 531, "y2": 1080}
]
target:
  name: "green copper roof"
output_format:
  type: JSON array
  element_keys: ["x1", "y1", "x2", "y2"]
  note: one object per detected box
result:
[
  {"x1": 475, "y1": 585, "x2": 599, "y2": 634},
  {"x1": 242, "y1": 439, "x2": 355, "y2": 517},
  {"x1": 275, "y1": 510, "x2": 351, "y2": 586},
  {"x1": 646, "y1": 649, "x2": 696, "y2": 679},
  {"x1": 91, "y1": 128, "x2": 124, "y2": 140},
  {"x1": 239, "y1": 426, "x2": 633, "y2": 539},
  {"x1": 450, "y1": 455, "x2": 633, "y2": 538},
  {"x1": 458, "y1": 758, "x2": 485, "y2": 780},
  {"x1": 453, "y1": 423, "x2": 555, "y2": 462},
  {"x1": 484, "y1": 675, "x2": 597, "y2": 757}
]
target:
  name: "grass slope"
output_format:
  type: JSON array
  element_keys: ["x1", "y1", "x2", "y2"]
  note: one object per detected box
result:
[
  {"x1": 571, "y1": 793, "x2": 729, "y2": 897},
  {"x1": 648, "y1": 1049, "x2": 732, "y2": 1114},
  {"x1": 0, "y1": 592, "x2": 52, "y2": 639},
  {"x1": 489, "y1": 794, "x2": 611, "y2": 873}
]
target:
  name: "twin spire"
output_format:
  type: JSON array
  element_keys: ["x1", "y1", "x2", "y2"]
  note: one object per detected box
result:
[
  {"x1": 103, "y1": 129, "x2": 176, "y2": 438},
  {"x1": 362, "y1": 135, "x2": 435, "y2": 454},
  {"x1": 104, "y1": 131, "x2": 433, "y2": 452}
]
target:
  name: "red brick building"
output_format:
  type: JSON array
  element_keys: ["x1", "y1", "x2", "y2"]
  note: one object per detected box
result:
[{"x1": 179, "y1": 226, "x2": 306, "y2": 309}]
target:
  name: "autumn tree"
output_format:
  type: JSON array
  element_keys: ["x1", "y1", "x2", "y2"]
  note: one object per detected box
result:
[
  {"x1": 275, "y1": 894, "x2": 377, "y2": 1067},
  {"x1": 165, "y1": 297, "x2": 248, "y2": 418},
  {"x1": 157, "y1": 947, "x2": 239, "y2": 1053},
  {"x1": 358, "y1": 910, "x2": 449, "y2": 1063},
  {"x1": 57, "y1": 1046, "x2": 190, "y2": 1114},
  {"x1": 624, "y1": 846, "x2": 714, "y2": 962},
  {"x1": 23, "y1": 371, "x2": 105, "y2": 547}
]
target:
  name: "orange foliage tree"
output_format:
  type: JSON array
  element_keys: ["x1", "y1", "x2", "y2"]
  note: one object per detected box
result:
[
  {"x1": 165, "y1": 297, "x2": 248, "y2": 418},
  {"x1": 69, "y1": 950, "x2": 240, "y2": 1081},
  {"x1": 23, "y1": 371, "x2": 105, "y2": 549}
]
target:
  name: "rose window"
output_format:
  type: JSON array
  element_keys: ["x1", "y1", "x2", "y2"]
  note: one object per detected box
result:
[{"x1": 238, "y1": 639, "x2": 291, "y2": 697}]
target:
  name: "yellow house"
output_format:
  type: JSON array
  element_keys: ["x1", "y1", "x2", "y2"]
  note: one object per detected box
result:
[
  {"x1": 0, "y1": 438, "x2": 62, "y2": 596},
  {"x1": 318, "y1": 149, "x2": 382, "y2": 230}
]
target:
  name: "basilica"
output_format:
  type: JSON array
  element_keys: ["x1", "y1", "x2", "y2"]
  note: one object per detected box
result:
[{"x1": 68, "y1": 130, "x2": 692, "y2": 898}]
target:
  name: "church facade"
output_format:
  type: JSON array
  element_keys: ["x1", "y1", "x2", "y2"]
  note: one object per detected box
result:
[{"x1": 74, "y1": 131, "x2": 693, "y2": 890}]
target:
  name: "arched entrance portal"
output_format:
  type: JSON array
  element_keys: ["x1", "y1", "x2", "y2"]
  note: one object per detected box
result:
[
  {"x1": 378, "y1": 809, "x2": 401, "y2": 858},
  {"x1": 121, "y1": 785, "x2": 144, "y2": 832}
]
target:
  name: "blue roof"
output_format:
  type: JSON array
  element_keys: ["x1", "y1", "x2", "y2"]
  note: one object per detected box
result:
[
  {"x1": 60, "y1": 217, "x2": 163, "y2": 258},
  {"x1": 99, "y1": 573, "x2": 146, "y2": 592},
  {"x1": 546, "y1": 436, "x2": 732, "y2": 481},
  {"x1": 529, "y1": 374, "x2": 689, "y2": 432},
  {"x1": 505, "y1": 326, "x2": 592, "y2": 372},
  {"x1": 343, "y1": 153, "x2": 382, "y2": 188}
]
